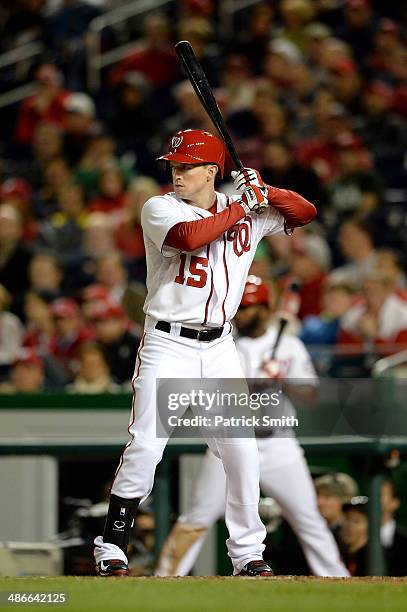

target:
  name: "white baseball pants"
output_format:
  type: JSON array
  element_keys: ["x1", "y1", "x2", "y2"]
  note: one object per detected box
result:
[{"x1": 107, "y1": 327, "x2": 266, "y2": 573}]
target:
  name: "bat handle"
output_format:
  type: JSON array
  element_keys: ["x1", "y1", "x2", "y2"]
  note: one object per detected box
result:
[
  {"x1": 270, "y1": 318, "x2": 288, "y2": 359},
  {"x1": 256, "y1": 205, "x2": 268, "y2": 216},
  {"x1": 227, "y1": 147, "x2": 243, "y2": 173}
]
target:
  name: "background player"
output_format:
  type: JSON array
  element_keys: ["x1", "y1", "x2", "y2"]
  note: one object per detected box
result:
[
  {"x1": 156, "y1": 276, "x2": 349, "y2": 577},
  {"x1": 94, "y1": 129, "x2": 316, "y2": 577}
]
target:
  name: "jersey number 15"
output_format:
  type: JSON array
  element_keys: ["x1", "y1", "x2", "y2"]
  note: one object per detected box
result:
[{"x1": 175, "y1": 254, "x2": 208, "y2": 288}]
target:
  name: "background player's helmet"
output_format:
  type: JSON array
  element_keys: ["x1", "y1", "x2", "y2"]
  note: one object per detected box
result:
[
  {"x1": 157, "y1": 129, "x2": 225, "y2": 177},
  {"x1": 240, "y1": 275, "x2": 270, "y2": 307}
]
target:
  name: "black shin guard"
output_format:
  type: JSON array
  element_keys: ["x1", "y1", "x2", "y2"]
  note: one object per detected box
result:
[{"x1": 103, "y1": 494, "x2": 140, "y2": 555}]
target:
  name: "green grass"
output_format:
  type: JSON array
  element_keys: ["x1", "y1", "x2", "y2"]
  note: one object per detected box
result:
[{"x1": 1, "y1": 577, "x2": 406, "y2": 612}]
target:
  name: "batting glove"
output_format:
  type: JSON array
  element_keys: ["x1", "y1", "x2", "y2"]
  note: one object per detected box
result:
[
  {"x1": 239, "y1": 184, "x2": 268, "y2": 215},
  {"x1": 231, "y1": 167, "x2": 265, "y2": 191}
]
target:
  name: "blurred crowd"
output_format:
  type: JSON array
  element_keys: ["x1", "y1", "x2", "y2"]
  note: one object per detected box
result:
[
  {"x1": 266, "y1": 472, "x2": 407, "y2": 577},
  {"x1": 0, "y1": 0, "x2": 407, "y2": 391}
]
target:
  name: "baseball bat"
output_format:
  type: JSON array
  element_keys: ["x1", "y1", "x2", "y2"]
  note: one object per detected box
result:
[
  {"x1": 270, "y1": 281, "x2": 300, "y2": 359},
  {"x1": 270, "y1": 318, "x2": 288, "y2": 360},
  {"x1": 175, "y1": 40, "x2": 244, "y2": 171}
]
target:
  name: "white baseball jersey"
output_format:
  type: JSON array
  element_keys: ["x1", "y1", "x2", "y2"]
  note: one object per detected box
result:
[
  {"x1": 236, "y1": 328, "x2": 318, "y2": 438},
  {"x1": 141, "y1": 192, "x2": 285, "y2": 328}
]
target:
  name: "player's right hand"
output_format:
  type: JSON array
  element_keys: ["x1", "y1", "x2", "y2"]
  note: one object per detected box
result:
[
  {"x1": 261, "y1": 358, "x2": 283, "y2": 379},
  {"x1": 231, "y1": 168, "x2": 265, "y2": 191},
  {"x1": 239, "y1": 184, "x2": 268, "y2": 215}
]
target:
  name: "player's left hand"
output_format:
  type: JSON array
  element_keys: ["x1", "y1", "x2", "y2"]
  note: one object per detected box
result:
[{"x1": 231, "y1": 168, "x2": 265, "y2": 191}]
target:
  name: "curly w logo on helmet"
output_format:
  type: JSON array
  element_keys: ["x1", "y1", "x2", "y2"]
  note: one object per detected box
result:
[{"x1": 171, "y1": 136, "x2": 183, "y2": 149}]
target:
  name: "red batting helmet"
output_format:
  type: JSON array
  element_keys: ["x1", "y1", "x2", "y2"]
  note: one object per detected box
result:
[
  {"x1": 240, "y1": 275, "x2": 270, "y2": 307},
  {"x1": 157, "y1": 129, "x2": 225, "y2": 177}
]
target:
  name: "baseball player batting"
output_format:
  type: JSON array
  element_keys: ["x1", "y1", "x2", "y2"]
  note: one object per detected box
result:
[
  {"x1": 94, "y1": 129, "x2": 316, "y2": 577},
  {"x1": 155, "y1": 276, "x2": 349, "y2": 577}
]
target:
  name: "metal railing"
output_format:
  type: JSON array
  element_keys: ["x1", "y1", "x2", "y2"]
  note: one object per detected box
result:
[
  {"x1": 86, "y1": 0, "x2": 175, "y2": 92},
  {"x1": 0, "y1": 41, "x2": 44, "y2": 109},
  {"x1": 0, "y1": 0, "x2": 265, "y2": 106},
  {"x1": 0, "y1": 82, "x2": 37, "y2": 110},
  {"x1": 0, "y1": 41, "x2": 44, "y2": 71}
]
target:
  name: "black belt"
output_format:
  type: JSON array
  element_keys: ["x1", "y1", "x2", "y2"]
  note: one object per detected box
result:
[{"x1": 155, "y1": 320, "x2": 224, "y2": 342}]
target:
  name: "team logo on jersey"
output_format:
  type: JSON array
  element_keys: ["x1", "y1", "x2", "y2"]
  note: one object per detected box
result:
[
  {"x1": 227, "y1": 216, "x2": 252, "y2": 257},
  {"x1": 171, "y1": 136, "x2": 183, "y2": 149}
]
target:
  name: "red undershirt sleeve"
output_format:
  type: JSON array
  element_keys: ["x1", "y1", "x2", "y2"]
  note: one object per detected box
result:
[
  {"x1": 164, "y1": 201, "x2": 246, "y2": 252},
  {"x1": 266, "y1": 186, "x2": 317, "y2": 227}
]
